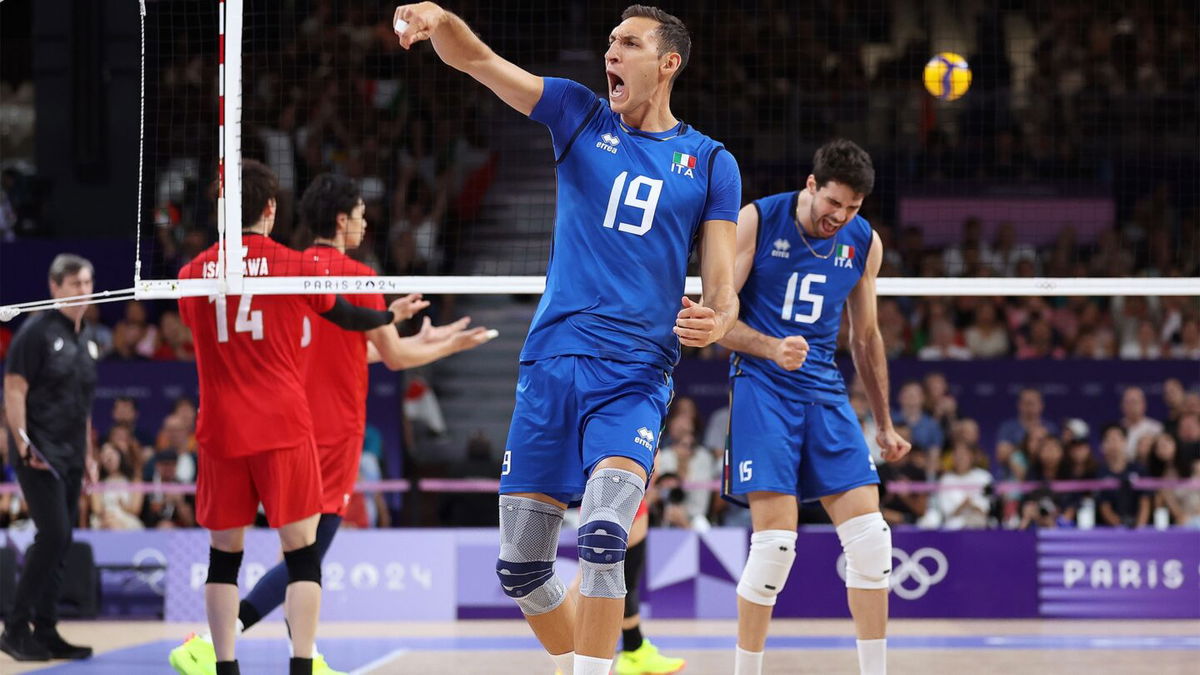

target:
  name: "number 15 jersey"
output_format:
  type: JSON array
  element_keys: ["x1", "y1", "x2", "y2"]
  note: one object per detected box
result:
[
  {"x1": 521, "y1": 78, "x2": 742, "y2": 371},
  {"x1": 733, "y1": 191, "x2": 874, "y2": 404}
]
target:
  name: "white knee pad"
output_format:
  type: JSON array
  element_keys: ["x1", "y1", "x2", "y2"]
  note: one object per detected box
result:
[
  {"x1": 736, "y1": 529, "x2": 797, "y2": 606},
  {"x1": 837, "y1": 512, "x2": 892, "y2": 590}
]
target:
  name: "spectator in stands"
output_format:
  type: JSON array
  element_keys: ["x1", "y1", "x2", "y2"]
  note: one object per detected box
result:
[
  {"x1": 877, "y1": 298, "x2": 910, "y2": 358},
  {"x1": 1096, "y1": 424, "x2": 1151, "y2": 528},
  {"x1": 1119, "y1": 386, "x2": 1163, "y2": 464},
  {"x1": 922, "y1": 371, "x2": 958, "y2": 438},
  {"x1": 655, "y1": 414, "x2": 717, "y2": 529},
  {"x1": 1064, "y1": 438, "x2": 1100, "y2": 481},
  {"x1": 103, "y1": 424, "x2": 144, "y2": 482},
  {"x1": 990, "y1": 222, "x2": 1037, "y2": 276},
  {"x1": 108, "y1": 320, "x2": 146, "y2": 361},
  {"x1": 82, "y1": 306, "x2": 113, "y2": 360},
  {"x1": 918, "y1": 318, "x2": 971, "y2": 360},
  {"x1": 110, "y1": 396, "x2": 151, "y2": 447},
  {"x1": 895, "y1": 381, "x2": 944, "y2": 472},
  {"x1": 996, "y1": 388, "x2": 1057, "y2": 462},
  {"x1": 645, "y1": 473, "x2": 690, "y2": 529},
  {"x1": 1162, "y1": 378, "x2": 1186, "y2": 435},
  {"x1": 1160, "y1": 457, "x2": 1200, "y2": 529},
  {"x1": 934, "y1": 442, "x2": 993, "y2": 529},
  {"x1": 1016, "y1": 318, "x2": 1066, "y2": 359},
  {"x1": 964, "y1": 300, "x2": 1010, "y2": 358},
  {"x1": 140, "y1": 450, "x2": 196, "y2": 529},
  {"x1": 877, "y1": 428, "x2": 928, "y2": 527},
  {"x1": 1170, "y1": 318, "x2": 1200, "y2": 359},
  {"x1": 152, "y1": 310, "x2": 195, "y2": 361},
  {"x1": 943, "y1": 217, "x2": 995, "y2": 276},
  {"x1": 145, "y1": 414, "x2": 196, "y2": 484},
  {"x1": 1119, "y1": 319, "x2": 1163, "y2": 359},
  {"x1": 88, "y1": 444, "x2": 144, "y2": 530},
  {"x1": 1174, "y1": 413, "x2": 1200, "y2": 472}
]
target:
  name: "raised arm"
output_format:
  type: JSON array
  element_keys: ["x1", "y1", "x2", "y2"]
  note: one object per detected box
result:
[
  {"x1": 716, "y1": 204, "x2": 810, "y2": 370},
  {"x1": 394, "y1": 3, "x2": 543, "y2": 116},
  {"x1": 847, "y1": 230, "x2": 910, "y2": 462}
]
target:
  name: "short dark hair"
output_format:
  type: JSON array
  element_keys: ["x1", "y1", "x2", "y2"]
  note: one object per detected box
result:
[
  {"x1": 114, "y1": 396, "x2": 138, "y2": 409},
  {"x1": 241, "y1": 159, "x2": 279, "y2": 229},
  {"x1": 299, "y1": 173, "x2": 362, "y2": 240},
  {"x1": 48, "y1": 254, "x2": 94, "y2": 285},
  {"x1": 812, "y1": 139, "x2": 875, "y2": 197},
  {"x1": 620, "y1": 5, "x2": 691, "y2": 83}
]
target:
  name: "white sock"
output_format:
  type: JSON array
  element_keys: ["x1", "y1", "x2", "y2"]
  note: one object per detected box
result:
[
  {"x1": 573, "y1": 654, "x2": 612, "y2": 675},
  {"x1": 735, "y1": 646, "x2": 764, "y2": 675},
  {"x1": 550, "y1": 651, "x2": 575, "y2": 674},
  {"x1": 856, "y1": 638, "x2": 886, "y2": 675}
]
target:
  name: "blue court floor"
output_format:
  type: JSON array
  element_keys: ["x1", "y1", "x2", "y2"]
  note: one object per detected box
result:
[{"x1": 8, "y1": 620, "x2": 1200, "y2": 674}]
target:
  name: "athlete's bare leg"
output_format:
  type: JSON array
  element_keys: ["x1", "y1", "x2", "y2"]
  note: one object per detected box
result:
[
  {"x1": 737, "y1": 492, "x2": 798, "y2": 652},
  {"x1": 278, "y1": 513, "x2": 321, "y2": 659},
  {"x1": 820, "y1": 485, "x2": 887, "y2": 639},
  {"x1": 207, "y1": 527, "x2": 247, "y2": 662},
  {"x1": 509, "y1": 491, "x2": 577, "y2": 657}
]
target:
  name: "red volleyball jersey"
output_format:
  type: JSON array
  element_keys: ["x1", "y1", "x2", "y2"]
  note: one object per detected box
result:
[
  {"x1": 178, "y1": 234, "x2": 334, "y2": 458},
  {"x1": 300, "y1": 245, "x2": 386, "y2": 448}
]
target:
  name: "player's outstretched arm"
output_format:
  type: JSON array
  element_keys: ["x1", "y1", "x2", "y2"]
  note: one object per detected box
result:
[
  {"x1": 367, "y1": 315, "x2": 496, "y2": 371},
  {"x1": 848, "y1": 230, "x2": 910, "y2": 462},
  {"x1": 394, "y1": 3, "x2": 543, "y2": 116},
  {"x1": 716, "y1": 204, "x2": 810, "y2": 370}
]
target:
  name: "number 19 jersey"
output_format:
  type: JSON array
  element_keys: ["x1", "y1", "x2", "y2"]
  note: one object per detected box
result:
[
  {"x1": 521, "y1": 78, "x2": 742, "y2": 370},
  {"x1": 733, "y1": 191, "x2": 874, "y2": 403}
]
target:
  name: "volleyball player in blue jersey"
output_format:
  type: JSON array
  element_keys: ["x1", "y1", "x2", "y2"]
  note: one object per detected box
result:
[
  {"x1": 395, "y1": 4, "x2": 740, "y2": 674},
  {"x1": 720, "y1": 140, "x2": 910, "y2": 675}
]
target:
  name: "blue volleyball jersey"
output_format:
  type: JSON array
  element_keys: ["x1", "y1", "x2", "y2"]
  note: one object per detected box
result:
[
  {"x1": 732, "y1": 191, "x2": 874, "y2": 403},
  {"x1": 521, "y1": 78, "x2": 742, "y2": 370}
]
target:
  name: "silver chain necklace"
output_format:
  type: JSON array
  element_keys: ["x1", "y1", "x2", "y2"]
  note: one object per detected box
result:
[{"x1": 793, "y1": 200, "x2": 837, "y2": 259}]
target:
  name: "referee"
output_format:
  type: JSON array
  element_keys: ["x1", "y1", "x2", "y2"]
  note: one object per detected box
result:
[{"x1": 1, "y1": 254, "x2": 98, "y2": 662}]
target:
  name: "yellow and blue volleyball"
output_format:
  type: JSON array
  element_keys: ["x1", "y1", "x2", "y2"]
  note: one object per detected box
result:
[{"x1": 923, "y1": 52, "x2": 972, "y2": 101}]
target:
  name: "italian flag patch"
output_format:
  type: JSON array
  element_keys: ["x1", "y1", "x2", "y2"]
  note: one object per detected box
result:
[
  {"x1": 672, "y1": 152, "x2": 697, "y2": 169},
  {"x1": 836, "y1": 244, "x2": 854, "y2": 260}
]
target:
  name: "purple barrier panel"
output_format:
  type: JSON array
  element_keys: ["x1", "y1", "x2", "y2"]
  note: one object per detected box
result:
[
  {"x1": 165, "y1": 530, "x2": 455, "y2": 622},
  {"x1": 898, "y1": 197, "x2": 1113, "y2": 246},
  {"x1": 776, "y1": 529, "x2": 1039, "y2": 618},
  {"x1": 455, "y1": 529, "x2": 581, "y2": 620},
  {"x1": 1036, "y1": 529, "x2": 1200, "y2": 619}
]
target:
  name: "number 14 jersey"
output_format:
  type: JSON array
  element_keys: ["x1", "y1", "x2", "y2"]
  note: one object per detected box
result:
[
  {"x1": 521, "y1": 77, "x2": 741, "y2": 370},
  {"x1": 178, "y1": 234, "x2": 334, "y2": 458},
  {"x1": 733, "y1": 191, "x2": 874, "y2": 404}
]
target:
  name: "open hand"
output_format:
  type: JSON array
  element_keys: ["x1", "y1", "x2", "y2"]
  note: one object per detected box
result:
[{"x1": 388, "y1": 293, "x2": 431, "y2": 322}]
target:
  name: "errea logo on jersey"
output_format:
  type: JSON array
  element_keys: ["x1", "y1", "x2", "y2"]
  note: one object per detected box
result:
[
  {"x1": 771, "y1": 238, "x2": 791, "y2": 258},
  {"x1": 634, "y1": 427, "x2": 655, "y2": 450},
  {"x1": 596, "y1": 133, "x2": 620, "y2": 154}
]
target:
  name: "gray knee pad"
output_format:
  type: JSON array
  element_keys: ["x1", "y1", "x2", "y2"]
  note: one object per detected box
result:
[
  {"x1": 496, "y1": 495, "x2": 567, "y2": 616},
  {"x1": 577, "y1": 468, "x2": 645, "y2": 599}
]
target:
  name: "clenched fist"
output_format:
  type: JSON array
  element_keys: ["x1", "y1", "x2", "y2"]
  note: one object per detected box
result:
[{"x1": 771, "y1": 335, "x2": 810, "y2": 371}]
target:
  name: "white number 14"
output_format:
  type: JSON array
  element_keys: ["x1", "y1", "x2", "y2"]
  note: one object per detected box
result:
[{"x1": 209, "y1": 294, "x2": 264, "y2": 343}]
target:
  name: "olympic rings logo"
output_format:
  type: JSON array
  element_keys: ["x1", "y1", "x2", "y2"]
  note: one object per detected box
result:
[{"x1": 836, "y1": 547, "x2": 949, "y2": 600}]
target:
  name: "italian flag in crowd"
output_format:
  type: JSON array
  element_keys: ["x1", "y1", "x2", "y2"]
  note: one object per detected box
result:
[
  {"x1": 672, "y1": 152, "x2": 697, "y2": 168},
  {"x1": 837, "y1": 244, "x2": 855, "y2": 259}
]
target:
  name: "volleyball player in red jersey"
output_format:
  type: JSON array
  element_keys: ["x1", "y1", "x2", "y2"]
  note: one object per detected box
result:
[
  {"x1": 174, "y1": 160, "x2": 420, "y2": 675},
  {"x1": 171, "y1": 171, "x2": 493, "y2": 675}
]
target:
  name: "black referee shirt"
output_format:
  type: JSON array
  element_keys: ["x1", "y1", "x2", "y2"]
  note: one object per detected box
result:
[{"x1": 5, "y1": 310, "x2": 98, "y2": 473}]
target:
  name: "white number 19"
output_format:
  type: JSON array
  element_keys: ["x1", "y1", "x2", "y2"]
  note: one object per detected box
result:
[{"x1": 601, "y1": 171, "x2": 663, "y2": 236}]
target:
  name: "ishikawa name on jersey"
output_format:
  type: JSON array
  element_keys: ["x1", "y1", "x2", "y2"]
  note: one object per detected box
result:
[
  {"x1": 732, "y1": 191, "x2": 873, "y2": 402},
  {"x1": 521, "y1": 78, "x2": 741, "y2": 370}
]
